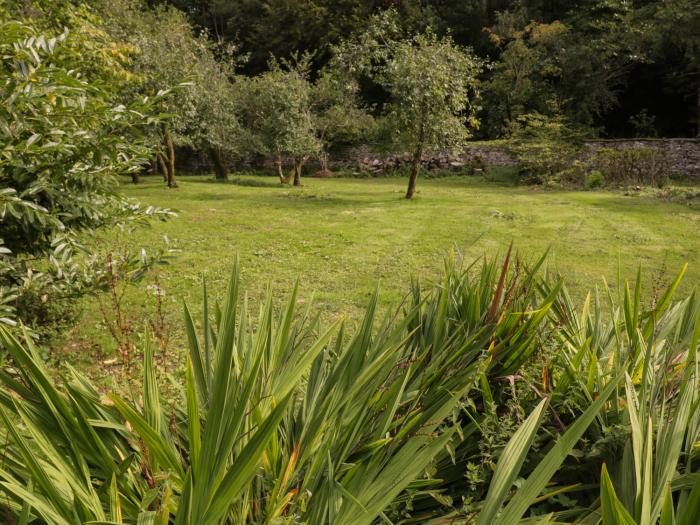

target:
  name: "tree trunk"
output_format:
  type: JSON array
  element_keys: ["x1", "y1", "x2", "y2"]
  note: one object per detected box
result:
[
  {"x1": 319, "y1": 150, "x2": 329, "y2": 172},
  {"x1": 293, "y1": 157, "x2": 307, "y2": 186},
  {"x1": 162, "y1": 124, "x2": 177, "y2": 188},
  {"x1": 276, "y1": 155, "x2": 286, "y2": 183},
  {"x1": 406, "y1": 144, "x2": 423, "y2": 199},
  {"x1": 505, "y1": 94, "x2": 513, "y2": 125},
  {"x1": 157, "y1": 154, "x2": 168, "y2": 182},
  {"x1": 209, "y1": 147, "x2": 228, "y2": 181},
  {"x1": 130, "y1": 172, "x2": 140, "y2": 184},
  {"x1": 406, "y1": 110, "x2": 427, "y2": 199},
  {"x1": 151, "y1": 158, "x2": 159, "y2": 177}
]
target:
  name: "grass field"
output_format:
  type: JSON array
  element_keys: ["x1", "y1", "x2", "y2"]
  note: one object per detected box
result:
[{"x1": 58, "y1": 173, "x2": 700, "y2": 371}]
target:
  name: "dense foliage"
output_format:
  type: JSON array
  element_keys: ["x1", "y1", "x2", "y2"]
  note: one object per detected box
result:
[
  {"x1": 6, "y1": 0, "x2": 696, "y2": 197},
  {"x1": 0, "y1": 1, "x2": 698, "y2": 523},
  {"x1": 0, "y1": 253, "x2": 697, "y2": 523},
  {"x1": 159, "y1": 0, "x2": 699, "y2": 138},
  {"x1": 96, "y1": 0, "x2": 243, "y2": 184},
  {"x1": 334, "y1": 12, "x2": 482, "y2": 197},
  {"x1": 0, "y1": 5, "x2": 173, "y2": 330},
  {"x1": 237, "y1": 58, "x2": 319, "y2": 185},
  {"x1": 4, "y1": 0, "x2": 688, "y2": 187}
]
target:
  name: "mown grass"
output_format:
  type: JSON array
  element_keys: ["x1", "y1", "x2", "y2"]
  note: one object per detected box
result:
[{"x1": 58, "y1": 173, "x2": 700, "y2": 371}]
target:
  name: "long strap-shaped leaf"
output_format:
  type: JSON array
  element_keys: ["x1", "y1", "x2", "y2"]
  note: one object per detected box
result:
[
  {"x1": 601, "y1": 463, "x2": 638, "y2": 525},
  {"x1": 477, "y1": 397, "x2": 548, "y2": 525},
  {"x1": 490, "y1": 377, "x2": 621, "y2": 525},
  {"x1": 198, "y1": 393, "x2": 292, "y2": 524},
  {"x1": 334, "y1": 428, "x2": 458, "y2": 525},
  {"x1": 677, "y1": 470, "x2": 700, "y2": 525}
]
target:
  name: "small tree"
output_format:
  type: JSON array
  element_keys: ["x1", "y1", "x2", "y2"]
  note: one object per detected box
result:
[
  {"x1": 238, "y1": 60, "x2": 319, "y2": 185},
  {"x1": 100, "y1": 1, "x2": 194, "y2": 187},
  {"x1": 383, "y1": 32, "x2": 482, "y2": 198},
  {"x1": 310, "y1": 68, "x2": 374, "y2": 174},
  {"x1": 336, "y1": 13, "x2": 482, "y2": 198},
  {"x1": 99, "y1": 0, "x2": 242, "y2": 185},
  {"x1": 177, "y1": 41, "x2": 242, "y2": 181}
]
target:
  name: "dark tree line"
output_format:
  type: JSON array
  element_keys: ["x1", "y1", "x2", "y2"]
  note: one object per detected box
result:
[{"x1": 159, "y1": 0, "x2": 700, "y2": 138}]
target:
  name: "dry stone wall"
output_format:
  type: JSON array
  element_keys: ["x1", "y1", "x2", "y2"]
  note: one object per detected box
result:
[
  {"x1": 334, "y1": 139, "x2": 700, "y2": 179},
  {"x1": 581, "y1": 139, "x2": 700, "y2": 178}
]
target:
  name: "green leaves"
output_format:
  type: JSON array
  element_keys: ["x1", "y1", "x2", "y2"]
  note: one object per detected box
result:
[
  {"x1": 481, "y1": 378, "x2": 621, "y2": 525},
  {"x1": 0, "y1": 16, "x2": 173, "y2": 328},
  {"x1": 0, "y1": 254, "x2": 697, "y2": 524},
  {"x1": 477, "y1": 398, "x2": 548, "y2": 525},
  {"x1": 237, "y1": 59, "x2": 320, "y2": 169},
  {"x1": 601, "y1": 464, "x2": 638, "y2": 525},
  {"x1": 340, "y1": 15, "x2": 482, "y2": 156},
  {"x1": 543, "y1": 262, "x2": 700, "y2": 525}
]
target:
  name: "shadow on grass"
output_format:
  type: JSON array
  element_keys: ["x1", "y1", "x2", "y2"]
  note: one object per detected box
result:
[
  {"x1": 230, "y1": 177, "x2": 284, "y2": 188},
  {"x1": 270, "y1": 192, "x2": 372, "y2": 209},
  {"x1": 181, "y1": 176, "x2": 398, "y2": 206},
  {"x1": 183, "y1": 185, "x2": 372, "y2": 207},
  {"x1": 183, "y1": 176, "x2": 283, "y2": 188},
  {"x1": 187, "y1": 192, "x2": 241, "y2": 201}
]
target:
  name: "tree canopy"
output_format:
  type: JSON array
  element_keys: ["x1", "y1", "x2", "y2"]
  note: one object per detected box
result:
[
  {"x1": 335, "y1": 14, "x2": 482, "y2": 197},
  {"x1": 155, "y1": 0, "x2": 700, "y2": 138},
  {"x1": 237, "y1": 59, "x2": 320, "y2": 185}
]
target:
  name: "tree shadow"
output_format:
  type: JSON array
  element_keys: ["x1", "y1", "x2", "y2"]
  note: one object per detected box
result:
[
  {"x1": 229, "y1": 177, "x2": 284, "y2": 188},
  {"x1": 183, "y1": 176, "x2": 284, "y2": 188}
]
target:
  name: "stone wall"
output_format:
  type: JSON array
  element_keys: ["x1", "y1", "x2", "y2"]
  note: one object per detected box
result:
[
  {"x1": 333, "y1": 139, "x2": 700, "y2": 179},
  {"x1": 335, "y1": 143, "x2": 516, "y2": 174},
  {"x1": 581, "y1": 139, "x2": 700, "y2": 178}
]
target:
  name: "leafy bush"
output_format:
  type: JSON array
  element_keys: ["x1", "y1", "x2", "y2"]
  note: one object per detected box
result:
[
  {"x1": 655, "y1": 185, "x2": 700, "y2": 208},
  {"x1": 507, "y1": 113, "x2": 585, "y2": 185},
  {"x1": 510, "y1": 141, "x2": 580, "y2": 185},
  {"x1": 586, "y1": 169, "x2": 605, "y2": 188},
  {"x1": 0, "y1": 17, "x2": 172, "y2": 329},
  {"x1": 594, "y1": 146, "x2": 670, "y2": 187}
]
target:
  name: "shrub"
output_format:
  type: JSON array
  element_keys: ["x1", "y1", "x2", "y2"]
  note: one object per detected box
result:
[
  {"x1": 594, "y1": 146, "x2": 669, "y2": 187},
  {"x1": 510, "y1": 140, "x2": 580, "y2": 184},
  {"x1": 507, "y1": 113, "x2": 585, "y2": 185},
  {"x1": 586, "y1": 169, "x2": 605, "y2": 188},
  {"x1": 0, "y1": 17, "x2": 172, "y2": 330}
]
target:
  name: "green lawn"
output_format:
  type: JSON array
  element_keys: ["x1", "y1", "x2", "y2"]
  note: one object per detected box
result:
[{"x1": 59, "y1": 174, "x2": 700, "y2": 370}]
